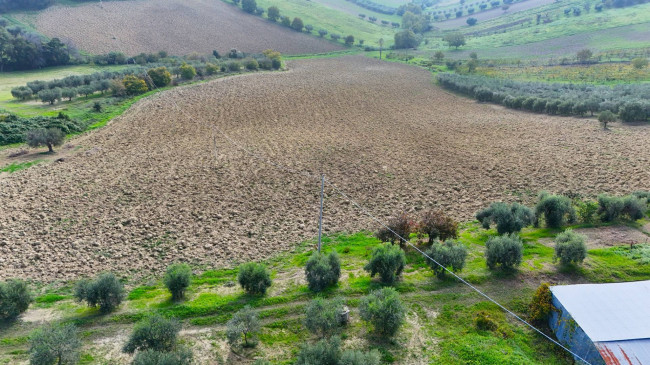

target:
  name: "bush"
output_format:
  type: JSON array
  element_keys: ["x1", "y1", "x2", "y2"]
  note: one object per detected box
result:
[
  {"x1": 272, "y1": 58, "x2": 282, "y2": 70},
  {"x1": 295, "y1": 336, "x2": 341, "y2": 365},
  {"x1": 476, "y1": 202, "x2": 534, "y2": 234},
  {"x1": 244, "y1": 59, "x2": 259, "y2": 71},
  {"x1": 267, "y1": 6, "x2": 280, "y2": 21},
  {"x1": 529, "y1": 283, "x2": 553, "y2": 323},
  {"x1": 226, "y1": 306, "x2": 260, "y2": 347},
  {"x1": 474, "y1": 310, "x2": 498, "y2": 331},
  {"x1": 110, "y1": 79, "x2": 126, "y2": 97},
  {"x1": 474, "y1": 87, "x2": 493, "y2": 102},
  {"x1": 291, "y1": 17, "x2": 304, "y2": 31},
  {"x1": 554, "y1": 230, "x2": 587, "y2": 265},
  {"x1": 238, "y1": 262, "x2": 272, "y2": 295},
  {"x1": 179, "y1": 63, "x2": 197, "y2": 80},
  {"x1": 344, "y1": 35, "x2": 355, "y2": 46},
  {"x1": 123, "y1": 315, "x2": 181, "y2": 353},
  {"x1": 340, "y1": 350, "x2": 381, "y2": 365},
  {"x1": 0, "y1": 279, "x2": 32, "y2": 321},
  {"x1": 304, "y1": 297, "x2": 345, "y2": 337},
  {"x1": 535, "y1": 192, "x2": 575, "y2": 228},
  {"x1": 132, "y1": 348, "x2": 193, "y2": 365},
  {"x1": 425, "y1": 240, "x2": 467, "y2": 278},
  {"x1": 227, "y1": 61, "x2": 242, "y2": 72},
  {"x1": 466, "y1": 17, "x2": 477, "y2": 25},
  {"x1": 164, "y1": 263, "x2": 191, "y2": 301},
  {"x1": 74, "y1": 272, "x2": 125, "y2": 313},
  {"x1": 305, "y1": 251, "x2": 341, "y2": 292},
  {"x1": 364, "y1": 243, "x2": 406, "y2": 284},
  {"x1": 205, "y1": 63, "x2": 220, "y2": 75},
  {"x1": 485, "y1": 234, "x2": 523, "y2": 270},
  {"x1": 123, "y1": 75, "x2": 148, "y2": 95},
  {"x1": 418, "y1": 209, "x2": 458, "y2": 244},
  {"x1": 576, "y1": 200, "x2": 598, "y2": 224},
  {"x1": 147, "y1": 67, "x2": 172, "y2": 87},
  {"x1": 241, "y1": 0, "x2": 256, "y2": 13},
  {"x1": 29, "y1": 324, "x2": 81, "y2": 365},
  {"x1": 359, "y1": 287, "x2": 405, "y2": 336},
  {"x1": 598, "y1": 110, "x2": 616, "y2": 129},
  {"x1": 26, "y1": 127, "x2": 65, "y2": 153},
  {"x1": 619, "y1": 101, "x2": 647, "y2": 123},
  {"x1": 375, "y1": 212, "x2": 412, "y2": 245},
  {"x1": 631, "y1": 57, "x2": 648, "y2": 69},
  {"x1": 598, "y1": 194, "x2": 647, "y2": 222}
]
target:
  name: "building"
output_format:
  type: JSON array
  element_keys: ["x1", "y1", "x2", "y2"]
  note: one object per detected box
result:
[{"x1": 550, "y1": 280, "x2": 650, "y2": 365}]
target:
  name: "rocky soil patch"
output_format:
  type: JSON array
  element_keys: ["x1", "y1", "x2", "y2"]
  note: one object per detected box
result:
[{"x1": 1, "y1": 56, "x2": 649, "y2": 281}]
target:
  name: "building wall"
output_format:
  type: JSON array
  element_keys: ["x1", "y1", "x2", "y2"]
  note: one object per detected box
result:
[{"x1": 550, "y1": 295, "x2": 605, "y2": 365}]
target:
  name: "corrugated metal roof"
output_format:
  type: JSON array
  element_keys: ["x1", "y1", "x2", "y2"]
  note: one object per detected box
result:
[
  {"x1": 595, "y1": 339, "x2": 650, "y2": 365},
  {"x1": 551, "y1": 281, "x2": 650, "y2": 342}
]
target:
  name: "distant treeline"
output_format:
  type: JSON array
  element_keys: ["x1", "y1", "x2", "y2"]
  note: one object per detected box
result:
[
  {"x1": 346, "y1": 0, "x2": 397, "y2": 15},
  {"x1": 0, "y1": 21, "x2": 76, "y2": 71},
  {"x1": 437, "y1": 73, "x2": 650, "y2": 122},
  {"x1": 0, "y1": 0, "x2": 105, "y2": 13}
]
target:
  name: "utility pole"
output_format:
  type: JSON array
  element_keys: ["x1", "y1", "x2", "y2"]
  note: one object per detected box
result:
[{"x1": 317, "y1": 174, "x2": 324, "y2": 252}]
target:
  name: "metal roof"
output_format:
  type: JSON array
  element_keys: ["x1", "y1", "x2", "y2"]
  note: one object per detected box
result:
[
  {"x1": 551, "y1": 280, "x2": 650, "y2": 342},
  {"x1": 596, "y1": 339, "x2": 650, "y2": 365}
]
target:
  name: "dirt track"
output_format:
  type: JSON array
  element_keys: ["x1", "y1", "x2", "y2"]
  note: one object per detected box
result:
[
  {"x1": 1, "y1": 56, "x2": 649, "y2": 282},
  {"x1": 29, "y1": 0, "x2": 343, "y2": 55}
]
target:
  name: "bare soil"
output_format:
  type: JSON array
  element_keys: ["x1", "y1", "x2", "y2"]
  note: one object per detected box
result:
[
  {"x1": 573, "y1": 226, "x2": 650, "y2": 248},
  {"x1": 1, "y1": 56, "x2": 649, "y2": 281},
  {"x1": 27, "y1": 0, "x2": 343, "y2": 56}
]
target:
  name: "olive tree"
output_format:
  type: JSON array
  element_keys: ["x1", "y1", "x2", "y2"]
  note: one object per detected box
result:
[
  {"x1": 132, "y1": 348, "x2": 193, "y2": 365},
  {"x1": 485, "y1": 234, "x2": 523, "y2": 270},
  {"x1": 364, "y1": 243, "x2": 406, "y2": 284},
  {"x1": 305, "y1": 251, "x2": 341, "y2": 292},
  {"x1": 74, "y1": 272, "x2": 125, "y2": 313},
  {"x1": 26, "y1": 128, "x2": 65, "y2": 153},
  {"x1": 598, "y1": 110, "x2": 616, "y2": 130},
  {"x1": 164, "y1": 263, "x2": 191, "y2": 301},
  {"x1": 476, "y1": 202, "x2": 534, "y2": 234},
  {"x1": 425, "y1": 240, "x2": 467, "y2": 278},
  {"x1": 38, "y1": 88, "x2": 61, "y2": 105},
  {"x1": 0, "y1": 279, "x2": 33, "y2": 321},
  {"x1": 359, "y1": 288, "x2": 405, "y2": 336},
  {"x1": 238, "y1": 262, "x2": 272, "y2": 295},
  {"x1": 29, "y1": 324, "x2": 81, "y2": 365},
  {"x1": 304, "y1": 297, "x2": 345, "y2": 337},
  {"x1": 554, "y1": 230, "x2": 587, "y2": 265},
  {"x1": 123, "y1": 315, "x2": 181, "y2": 353},
  {"x1": 226, "y1": 306, "x2": 261, "y2": 348},
  {"x1": 535, "y1": 192, "x2": 575, "y2": 228}
]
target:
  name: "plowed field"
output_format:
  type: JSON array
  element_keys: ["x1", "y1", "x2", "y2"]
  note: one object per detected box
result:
[
  {"x1": 29, "y1": 0, "x2": 343, "y2": 55},
  {"x1": 1, "y1": 56, "x2": 649, "y2": 281}
]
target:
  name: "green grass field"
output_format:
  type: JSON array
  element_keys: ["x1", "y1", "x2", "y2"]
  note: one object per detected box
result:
[{"x1": 2, "y1": 220, "x2": 649, "y2": 364}]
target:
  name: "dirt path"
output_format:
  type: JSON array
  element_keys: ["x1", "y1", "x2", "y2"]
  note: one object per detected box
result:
[{"x1": 1, "y1": 56, "x2": 649, "y2": 281}]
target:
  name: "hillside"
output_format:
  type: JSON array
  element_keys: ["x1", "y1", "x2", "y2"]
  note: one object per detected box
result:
[
  {"x1": 20, "y1": 0, "x2": 343, "y2": 55},
  {"x1": 1, "y1": 56, "x2": 648, "y2": 282}
]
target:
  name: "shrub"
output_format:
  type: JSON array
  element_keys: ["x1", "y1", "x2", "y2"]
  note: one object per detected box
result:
[
  {"x1": 123, "y1": 315, "x2": 181, "y2": 353},
  {"x1": 164, "y1": 263, "x2": 191, "y2": 301},
  {"x1": 147, "y1": 67, "x2": 172, "y2": 87},
  {"x1": 291, "y1": 17, "x2": 304, "y2": 31},
  {"x1": 29, "y1": 324, "x2": 81, "y2": 365},
  {"x1": 344, "y1": 35, "x2": 355, "y2": 46},
  {"x1": 241, "y1": 0, "x2": 256, "y2": 13},
  {"x1": 545, "y1": 100, "x2": 560, "y2": 115},
  {"x1": 474, "y1": 87, "x2": 493, "y2": 102},
  {"x1": 474, "y1": 311, "x2": 499, "y2": 332},
  {"x1": 529, "y1": 283, "x2": 553, "y2": 323},
  {"x1": 476, "y1": 202, "x2": 535, "y2": 234},
  {"x1": 110, "y1": 79, "x2": 126, "y2": 97},
  {"x1": 227, "y1": 61, "x2": 242, "y2": 72},
  {"x1": 26, "y1": 127, "x2": 65, "y2": 153},
  {"x1": 179, "y1": 63, "x2": 197, "y2": 80},
  {"x1": 485, "y1": 234, "x2": 523, "y2": 270},
  {"x1": 466, "y1": 17, "x2": 477, "y2": 25},
  {"x1": 557, "y1": 100, "x2": 573, "y2": 115},
  {"x1": 11, "y1": 86, "x2": 33, "y2": 100},
  {"x1": 244, "y1": 59, "x2": 259, "y2": 71},
  {"x1": 253, "y1": 360, "x2": 271, "y2": 365},
  {"x1": 418, "y1": 209, "x2": 458, "y2": 244},
  {"x1": 598, "y1": 110, "x2": 616, "y2": 129},
  {"x1": 267, "y1": 6, "x2": 280, "y2": 21},
  {"x1": 631, "y1": 57, "x2": 648, "y2": 69},
  {"x1": 0, "y1": 279, "x2": 32, "y2": 321},
  {"x1": 305, "y1": 251, "x2": 341, "y2": 292},
  {"x1": 304, "y1": 297, "x2": 345, "y2": 337},
  {"x1": 318, "y1": 29, "x2": 328, "y2": 37},
  {"x1": 226, "y1": 306, "x2": 260, "y2": 347},
  {"x1": 359, "y1": 288, "x2": 405, "y2": 336},
  {"x1": 535, "y1": 192, "x2": 575, "y2": 228},
  {"x1": 364, "y1": 243, "x2": 406, "y2": 284},
  {"x1": 554, "y1": 230, "x2": 587, "y2": 265},
  {"x1": 238, "y1": 262, "x2": 272, "y2": 295},
  {"x1": 340, "y1": 350, "x2": 381, "y2": 365},
  {"x1": 619, "y1": 101, "x2": 646, "y2": 123},
  {"x1": 532, "y1": 98, "x2": 547, "y2": 113},
  {"x1": 74, "y1": 272, "x2": 125, "y2": 313},
  {"x1": 598, "y1": 194, "x2": 647, "y2": 222},
  {"x1": 206, "y1": 63, "x2": 220, "y2": 75},
  {"x1": 576, "y1": 200, "x2": 598, "y2": 224},
  {"x1": 425, "y1": 240, "x2": 467, "y2": 278},
  {"x1": 375, "y1": 212, "x2": 413, "y2": 245},
  {"x1": 123, "y1": 75, "x2": 148, "y2": 95},
  {"x1": 295, "y1": 336, "x2": 341, "y2": 365},
  {"x1": 272, "y1": 58, "x2": 282, "y2": 70},
  {"x1": 132, "y1": 348, "x2": 193, "y2": 365}
]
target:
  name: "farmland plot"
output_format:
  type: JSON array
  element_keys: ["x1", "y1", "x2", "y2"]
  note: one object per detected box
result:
[
  {"x1": 0, "y1": 56, "x2": 648, "y2": 281},
  {"x1": 28, "y1": 0, "x2": 343, "y2": 55}
]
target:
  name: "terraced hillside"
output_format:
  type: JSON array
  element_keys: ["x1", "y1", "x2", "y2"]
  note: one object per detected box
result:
[{"x1": 1, "y1": 56, "x2": 649, "y2": 282}]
